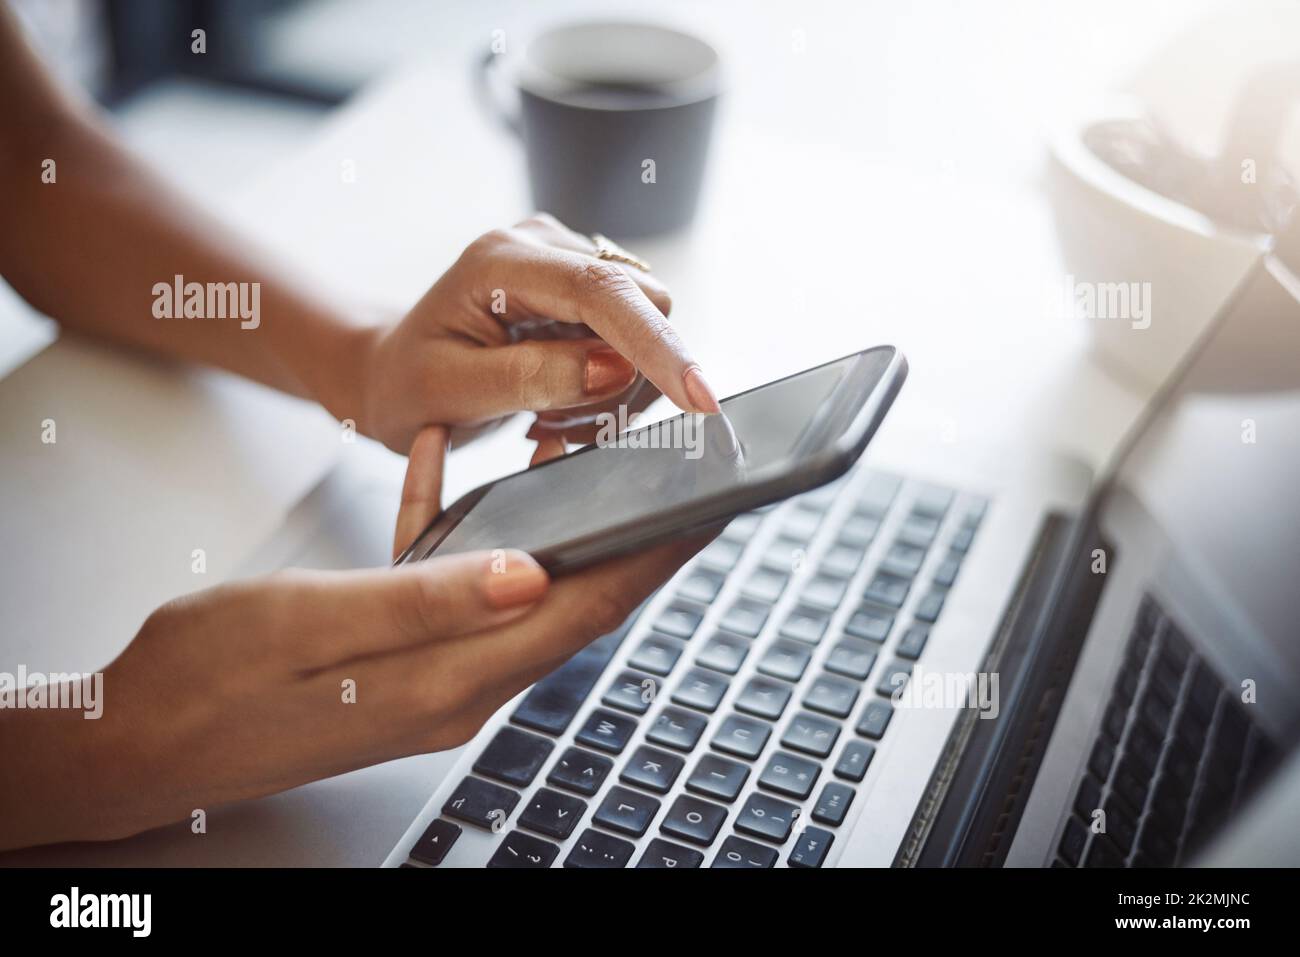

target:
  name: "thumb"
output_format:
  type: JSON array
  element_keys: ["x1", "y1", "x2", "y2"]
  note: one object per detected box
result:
[
  {"x1": 278, "y1": 548, "x2": 550, "y2": 671},
  {"x1": 394, "y1": 425, "x2": 449, "y2": 561}
]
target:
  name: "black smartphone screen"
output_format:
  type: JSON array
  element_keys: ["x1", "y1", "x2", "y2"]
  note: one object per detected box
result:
[{"x1": 410, "y1": 347, "x2": 900, "y2": 563}]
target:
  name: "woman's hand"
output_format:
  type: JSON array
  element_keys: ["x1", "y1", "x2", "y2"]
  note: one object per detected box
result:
[
  {"x1": 0, "y1": 427, "x2": 707, "y2": 850},
  {"x1": 352, "y1": 214, "x2": 720, "y2": 457}
]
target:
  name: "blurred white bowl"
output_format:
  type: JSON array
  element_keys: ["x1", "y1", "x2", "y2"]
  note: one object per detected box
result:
[{"x1": 1045, "y1": 97, "x2": 1267, "y2": 392}]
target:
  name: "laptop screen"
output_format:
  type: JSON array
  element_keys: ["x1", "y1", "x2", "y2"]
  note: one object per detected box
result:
[{"x1": 1101, "y1": 257, "x2": 1300, "y2": 708}]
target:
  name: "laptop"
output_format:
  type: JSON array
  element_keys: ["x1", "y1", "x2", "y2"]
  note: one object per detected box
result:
[{"x1": 366, "y1": 248, "x2": 1298, "y2": 868}]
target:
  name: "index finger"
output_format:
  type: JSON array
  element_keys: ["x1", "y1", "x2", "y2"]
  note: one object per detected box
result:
[{"x1": 486, "y1": 242, "x2": 721, "y2": 415}]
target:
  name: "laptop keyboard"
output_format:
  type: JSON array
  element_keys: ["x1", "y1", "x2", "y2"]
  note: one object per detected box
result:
[
  {"x1": 1056, "y1": 594, "x2": 1279, "y2": 868},
  {"x1": 403, "y1": 468, "x2": 989, "y2": 868}
]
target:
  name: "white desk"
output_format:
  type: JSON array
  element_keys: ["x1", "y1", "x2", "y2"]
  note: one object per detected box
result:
[{"x1": 0, "y1": 3, "x2": 1257, "y2": 865}]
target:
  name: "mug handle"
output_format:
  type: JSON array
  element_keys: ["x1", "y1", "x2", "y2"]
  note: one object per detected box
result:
[{"x1": 474, "y1": 49, "x2": 521, "y2": 137}]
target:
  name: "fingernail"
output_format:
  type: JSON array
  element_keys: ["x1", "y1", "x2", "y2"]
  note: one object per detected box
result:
[
  {"x1": 481, "y1": 550, "x2": 549, "y2": 609},
  {"x1": 682, "y1": 365, "x2": 721, "y2": 413},
  {"x1": 584, "y1": 348, "x2": 637, "y2": 396}
]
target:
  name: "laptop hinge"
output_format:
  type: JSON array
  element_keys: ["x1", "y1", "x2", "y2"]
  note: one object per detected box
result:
[{"x1": 896, "y1": 509, "x2": 1108, "y2": 867}]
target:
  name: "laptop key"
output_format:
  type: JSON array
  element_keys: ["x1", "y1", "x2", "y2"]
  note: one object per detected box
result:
[
  {"x1": 575, "y1": 708, "x2": 637, "y2": 755},
  {"x1": 713, "y1": 835, "x2": 779, "y2": 868},
  {"x1": 518, "y1": 787, "x2": 586, "y2": 840},
  {"x1": 1162, "y1": 735, "x2": 1200, "y2": 786},
  {"x1": 1137, "y1": 820, "x2": 1178, "y2": 866},
  {"x1": 1187, "y1": 662, "x2": 1221, "y2": 720},
  {"x1": 711, "y1": 713, "x2": 773, "y2": 760},
  {"x1": 547, "y1": 747, "x2": 613, "y2": 797},
  {"x1": 564, "y1": 828, "x2": 635, "y2": 869},
  {"x1": 593, "y1": 785, "x2": 661, "y2": 837},
  {"x1": 896, "y1": 624, "x2": 930, "y2": 660},
  {"x1": 898, "y1": 514, "x2": 940, "y2": 548},
  {"x1": 637, "y1": 838, "x2": 706, "y2": 869},
  {"x1": 782, "y1": 711, "x2": 841, "y2": 757},
  {"x1": 735, "y1": 792, "x2": 801, "y2": 843},
  {"x1": 620, "y1": 745, "x2": 685, "y2": 794},
  {"x1": 914, "y1": 589, "x2": 946, "y2": 623},
  {"x1": 409, "y1": 818, "x2": 460, "y2": 865},
  {"x1": 744, "y1": 567, "x2": 790, "y2": 604},
  {"x1": 661, "y1": 795, "x2": 728, "y2": 846},
  {"x1": 1058, "y1": 816, "x2": 1087, "y2": 866},
  {"x1": 672, "y1": 667, "x2": 730, "y2": 713},
  {"x1": 646, "y1": 706, "x2": 708, "y2": 752},
  {"x1": 833, "y1": 740, "x2": 875, "y2": 782},
  {"x1": 696, "y1": 632, "x2": 750, "y2": 675},
  {"x1": 487, "y1": 831, "x2": 558, "y2": 868},
  {"x1": 1103, "y1": 795, "x2": 1139, "y2": 853},
  {"x1": 1088, "y1": 737, "x2": 1116, "y2": 782},
  {"x1": 911, "y1": 484, "x2": 953, "y2": 518},
  {"x1": 963, "y1": 496, "x2": 988, "y2": 525},
  {"x1": 881, "y1": 542, "x2": 925, "y2": 578},
  {"x1": 933, "y1": 552, "x2": 961, "y2": 587},
  {"x1": 759, "y1": 751, "x2": 822, "y2": 800},
  {"x1": 1110, "y1": 754, "x2": 1150, "y2": 814},
  {"x1": 788, "y1": 827, "x2": 835, "y2": 867},
  {"x1": 825, "y1": 639, "x2": 878, "y2": 680},
  {"x1": 1083, "y1": 834, "x2": 1126, "y2": 867},
  {"x1": 780, "y1": 606, "x2": 831, "y2": 645},
  {"x1": 763, "y1": 535, "x2": 806, "y2": 572},
  {"x1": 719, "y1": 598, "x2": 771, "y2": 638},
  {"x1": 858, "y1": 472, "x2": 902, "y2": 515},
  {"x1": 856, "y1": 699, "x2": 893, "y2": 739},
  {"x1": 805, "y1": 674, "x2": 860, "y2": 718},
  {"x1": 735, "y1": 676, "x2": 793, "y2": 721},
  {"x1": 511, "y1": 623, "x2": 634, "y2": 735},
  {"x1": 654, "y1": 602, "x2": 703, "y2": 640},
  {"x1": 721, "y1": 512, "x2": 763, "y2": 543},
  {"x1": 758, "y1": 639, "x2": 812, "y2": 682},
  {"x1": 876, "y1": 660, "x2": 913, "y2": 698},
  {"x1": 950, "y1": 525, "x2": 975, "y2": 553},
  {"x1": 686, "y1": 754, "x2": 751, "y2": 803},
  {"x1": 443, "y1": 776, "x2": 521, "y2": 830},
  {"x1": 628, "y1": 635, "x2": 685, "y2": 676},
  {"x1": 782, "y1": 508, "x2": 822, "y2": 542},
  {"x1": 473, "y1": 727, "x2": 555, "y2": 788},
  {"x1": 1074, "y1": 775, "x2": 1103, "y2": 822},
  {"x1": 802, "y1": 574, "x2": 849, "y2": 610},
  {"x1": 844, "y1": 607, "x2": 893, "y2": 643},
  {"x1": 799, "y1": 479, "x2": 844, "y2": 510},
  {"x1": 1126, "y1": 722, "x2": 1163, "y2": 776},
  {"x1": 812, "y1": 781, "x2": 855, "y2": 826},
  {"x1": 678, "y1": 569, "x2": 725, "y2": 604},
  {"x1": 602, "y1": 670, "x2": 659, "y2": 715},
  {"x1": 863, "y1": 572, "x2": 910, "y2": 609},
  {"x1": 838, "y1": 513, "x2": 881, "y2": 548},
  {"x1": 697, "y1": 538, "x2": 743, "y2": 572},
  {"x1": 820, "y1": 543, "x2": 863, "y2": 579}
]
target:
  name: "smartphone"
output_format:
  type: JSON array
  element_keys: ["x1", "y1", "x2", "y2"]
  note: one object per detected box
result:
[{"x1": 396, "y1": 345, "x2": 907, "y2": 573}]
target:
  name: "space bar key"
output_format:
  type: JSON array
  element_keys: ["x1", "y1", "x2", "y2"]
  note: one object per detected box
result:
[{"x1": 509, "y1": 604, "x2": 646, "y2": 736}]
